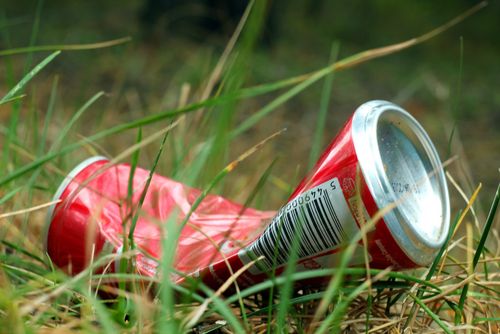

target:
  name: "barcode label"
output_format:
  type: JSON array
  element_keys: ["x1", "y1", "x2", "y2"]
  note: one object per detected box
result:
[{"x1": 239, "y1": 178, "x2": 359, "y2": 274}]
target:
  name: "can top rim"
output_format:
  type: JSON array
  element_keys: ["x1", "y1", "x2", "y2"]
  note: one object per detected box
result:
[
  {"x1": 352, "y1": 100, "x2": 450, "y2": 265},
  {"x1": 42, "y1": 156, "x2": 109, "y2": 253}
]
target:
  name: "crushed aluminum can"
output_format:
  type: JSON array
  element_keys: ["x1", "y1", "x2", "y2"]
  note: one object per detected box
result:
[
  {"x1": 44, "y1": 100, "x2": 450, "y2": 289},
  {"x1": 44, "y1": 156, "x2": 274, "y2": 283}
]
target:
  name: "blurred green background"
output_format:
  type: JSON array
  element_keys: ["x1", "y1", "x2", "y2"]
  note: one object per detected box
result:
[{"x1": 1, "y1": 0, "x2": 498, "y2": 216}]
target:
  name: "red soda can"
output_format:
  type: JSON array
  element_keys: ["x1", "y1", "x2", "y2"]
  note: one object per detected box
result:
[{"x1": 45, "y1": 100, "x2": 450, "y2": 288}]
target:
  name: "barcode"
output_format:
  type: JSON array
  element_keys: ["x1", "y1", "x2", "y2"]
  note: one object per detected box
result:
[{"x1": 239, "y1": 178, "x2": 354, "y2": 273}]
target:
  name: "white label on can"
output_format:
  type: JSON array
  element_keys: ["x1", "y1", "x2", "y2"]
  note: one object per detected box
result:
[{"x1": 239, "y1": 178, "x2": 360, "y2": 274}]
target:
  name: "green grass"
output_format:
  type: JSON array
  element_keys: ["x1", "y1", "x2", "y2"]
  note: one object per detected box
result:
[{"x1": 1, "y1": 1, "x2": 499, "y2": 333}]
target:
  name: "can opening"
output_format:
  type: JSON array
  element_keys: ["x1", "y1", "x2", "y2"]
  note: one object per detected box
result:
[
  {"x1": 377, "y1": 112, "x2": 445, "y2": 245},
  {"x1": 352, "y1": 100, "x2": 450, "y2": 265}
]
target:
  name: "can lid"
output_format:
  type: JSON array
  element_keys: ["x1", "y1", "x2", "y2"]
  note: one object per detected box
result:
[
  {"x1": 352, "y1": 101, "x2": 450, "y2": 265},
  {"x1": 43, "y1": 156, "x2": 109, "y2": 253}
]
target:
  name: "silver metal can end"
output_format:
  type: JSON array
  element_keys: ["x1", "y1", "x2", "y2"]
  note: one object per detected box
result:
[{"x1": 352, "y1": 100, "x2": 450, "y2": 266}]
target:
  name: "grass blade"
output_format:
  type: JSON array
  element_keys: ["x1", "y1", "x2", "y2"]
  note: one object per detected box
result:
[
  {"x1": 79, "y1": 286, "x2": 118, "y2": 333},
  {"x1": 126, "y1": 127, "x2": 142, "y2": 220},
  {"x1": 223, "y1": 268, "x2": 441, "y2": 306},
  {"x1": 0, "y1": 187, "x2": 22, "y2": 205},
  {"x1": 308, "y1": 42, "x2": 339, "y2": 169},
  {"x1": 0, "y1": 37, "x2": 131, "y2": 57},
  {"x1": 0, "y1": 94, "x2": 25, "y2": 105},
  {"x1": 231, "y1": 1, "x2": 485, "y2": 137},
  {"x1": 38, "y1": 75, "x2": 59, "y2": 155},
  {"x1": 49, "y1": 91, "x2": 105, "y2": 152},
  {"x1": 403, "y1": 210, "x2": 463, "y2": 330},
  {"x1": 23, "y1": 0, "x2": 43, "y2": 74},
  {"x1": 128, "y1": 130, "x2": 169, "y2": 248},
  {"x1": 409, "y1": 293, "x2": 453, "y2": 334},
  {"x1": 455, "y1": 183, "x2": 500, "y2": 323},
  {"x1": 191, "y1": 282, "x2": 247, "y2": 334},
  {"x1": 1, "y1": 240, "x2": 45, "y2": 265},
  {"x1": 0, "y1": 51, "x2": 60, "y2": 104},
  {"x1": 232, "y1": 65, "x2": 332, "y2": 138},
  {"x1": 316, "y1": 269, "x2": 391, "y2": 334},
  {"x1": 1, "y1": 50, "x2": 59, "y2": 172},
  {"x1": 275, "y1": 210, "x2": 307, "y2": 332}
]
